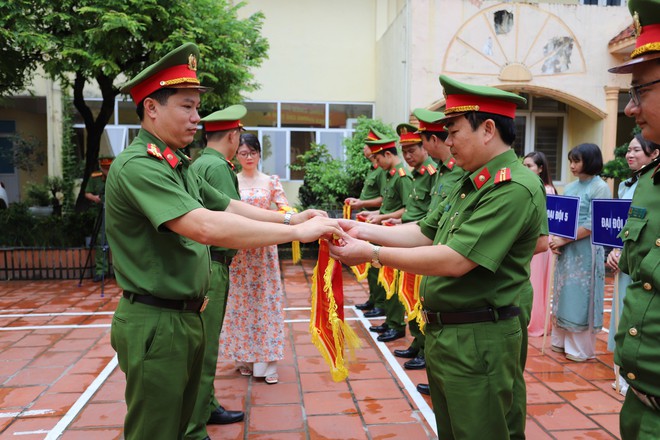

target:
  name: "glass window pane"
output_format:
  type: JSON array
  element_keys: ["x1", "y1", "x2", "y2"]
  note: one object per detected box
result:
[
  {"x1": 328, "y1": 104, "x2": 373, "y2": 128},
  {"x1": 514, "y1": 116, "x2": 526, "y2": 157},
  {"x1": 534, "y1": 116, "x2": 564, "y2": 180},
  {"x1": 319, "y1": 131, "x2": 345, "y2": 160},
  {"x1": 532, "y1": 97, "x2": 566, "y2": 112},
  {"x1": 244, "y1": 102, "x2": 277, "y2": 127},
  {"x1": 290, "y1": 131, "x2": 316, "y2": 180},
  {"x1": 260, "y1": 130, "x2": 288, "y2": 178},
  {"x1": 118, "y1": 100, "x2": 140, "y2": 125},
  {"x1": 281, "y1": 103, "x2": 325, "y2": 128}
]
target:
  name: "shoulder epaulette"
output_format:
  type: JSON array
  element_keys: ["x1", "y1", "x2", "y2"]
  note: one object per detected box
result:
[
  {"x1": 147, "y1": 143, "x2": 164, "y2": 160},
  {"x1": 91, "y1": 171, "x2": 103, "y2": 178},
  {"x1": 398, "y1": 167, "x2": 407, "y2": 177},
  {"x1": 426, "y1": 164, "x2": 437, "y2": 175},
  {"x1": 225, "y1": 158, "x2": 236, "y2": 171},
  {"x1": 473, "y1": 168, "x2": 491, "y2": 190},
  {"x1": 494, "y1": 168, "x2": 512, "y2": 185}
]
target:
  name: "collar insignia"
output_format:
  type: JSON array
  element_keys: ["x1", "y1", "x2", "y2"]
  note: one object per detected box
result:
[
  {"x1": 162, "y1": 147, "x2": 180, "y2": 169},
  {"x1": 446, "y1": 158, "x2": 456, "y2": 170},
  {"x1": 473, "y1": 168, "x2": 491, "y2": 190}
]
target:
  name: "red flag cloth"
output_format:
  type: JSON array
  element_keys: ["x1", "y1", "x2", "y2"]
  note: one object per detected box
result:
[
  {"x1": 378, "y1": 266, "x2": 399, "y2": 299},
  {"x1": 310, "y1": 240, "x2": 361, "y2": 382},
  {"x1": 349, "y1": 215, "x2": 370, "y2": 281},
  {"x1": 398, "y1": 271, "x2": 424, "y2": 330}
]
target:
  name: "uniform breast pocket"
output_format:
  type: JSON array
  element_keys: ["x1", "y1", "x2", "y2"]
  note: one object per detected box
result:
[
  {"x1": 449, "y1": 210, "x2": 473, "y2": 234},
  {"x1": 619, "y1": 217, "x2": 647, "y2": 244}
]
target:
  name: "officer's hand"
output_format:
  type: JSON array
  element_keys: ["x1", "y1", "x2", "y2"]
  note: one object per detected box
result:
[
  {"x1": 344, "y1": 197, "x2": 360, "y2": 208},
  {"x1": 328, "y1": 234, "x2": 372, "y2": 266},
  {"x1": 293, "y1": 216, "x2": 343, "y2": 243},
  {"x1": 292, "y1": 209, "x2": 328, "y2": 225},
  {"x1": 382, "y1": 218, "x2": 401, "y2": 226},
  {"x1": 606, "y1": 249, "x2": 621, "y2": 273},
  {"x1": 338, "y1": 219, "x2": 362, "y2": 239}
]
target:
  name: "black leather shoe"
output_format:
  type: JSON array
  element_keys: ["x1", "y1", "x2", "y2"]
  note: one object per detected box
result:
[
  {"x1": 377, "y1": 328, "x2": 405, "y2": 342},
  {"x1": 404, "y1": 355, "x2": 426, "y2": 370},
  {"x1": 355, "y1": 301, "x2": 374, "y2": 311},
  {"x1": 207, "y1": 405, "x2": 244, "y2": 425},
  {"x1": 393, "y1": 346, "x2": 419, "y2": 358},
  {"x1": 363, "y1": 307, "x2": 386, "y2": 318},
  {"x1": 369, "y1": 323, "x2": 389, "y2": 333},
  {"x1": 417, "y1": 383, "x2": 430, "y2": 395}
]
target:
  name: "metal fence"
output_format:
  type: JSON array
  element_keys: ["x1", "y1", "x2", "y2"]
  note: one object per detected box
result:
[{"x1": 0, "y1": 247, "x2": 109, "y2": 281}]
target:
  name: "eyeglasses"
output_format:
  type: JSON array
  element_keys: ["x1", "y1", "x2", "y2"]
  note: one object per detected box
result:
[
  {"x1": 237, "y1": 151, "x2": 259, "y2": 158},
  {"x1": 628, "y1": 78, "x2": 660, "y2": 107}
]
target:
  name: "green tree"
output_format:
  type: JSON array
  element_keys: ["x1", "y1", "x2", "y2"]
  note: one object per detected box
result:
[{"x1": 1, "y1": 0, "x2": 268, "y2": 210}]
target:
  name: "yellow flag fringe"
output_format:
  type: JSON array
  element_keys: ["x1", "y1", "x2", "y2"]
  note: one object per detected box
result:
[
  {"x1": 378, "y1": 266, "x2": 399, "y2": 300},
  {"x1": 310, "y1": 242, "x2": 361, "y2": 382},
  {"x1": 349, "y1": 262, "x2": 371, "y2": 281},
  {"x1": 291, "y1": 241, "x2": 301, "y2": 264}
]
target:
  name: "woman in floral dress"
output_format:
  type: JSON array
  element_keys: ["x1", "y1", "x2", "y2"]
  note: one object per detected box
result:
[
  {"x1": 549, "y1": 143, "x2": 611, "y2": 362},
  {"x1": 219, "y1": 133, "x2": 288, "y2": 384}
]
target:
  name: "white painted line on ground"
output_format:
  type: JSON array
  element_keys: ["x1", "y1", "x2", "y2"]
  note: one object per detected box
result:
[
  {"x1": 13, "y1": 430, "x2": 50, "y2": 436},
  {"x1": 0, "y1": 409, "x2": 55, "y2": 418},
  {"x1": 44, "y1": 355, "x2": 118, "y2": 440},
  {"x1": 352, "y1": 306, "x2": 438, "y2": 436},
  {"x1": 0, "y1": 312, "x2": 114, "y2": 318},
  {"x1": 0, "y1": 324, "x2": 110, "y2": 331}
]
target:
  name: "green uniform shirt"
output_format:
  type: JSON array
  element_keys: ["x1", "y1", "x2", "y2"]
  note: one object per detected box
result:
[
  {"x1": 86, "y1": 174, "x2": 106, "y2": 201},
  {"x1": 401, "y1": 157, "x2": 437, "y2": 223},
  {"x1": 615, "y1": 158, "x2": 660, "y2": 397},
  {"x1": 191, "y1": 148, "x2": 240, "y2": 256},
  {"x1": 360, "y1": 166, "x2": 387, "y2": 200},
  {"x1": 428, "y1": 157, "x2": 465, "y2": 214},
  {"x1": 105, "y1": 128, "x2": 230, "y2": 300},
  {"x1": 379, "y1": 162, "x2": 411, "y2": 214},
  {"x1": 418, "y1": 149, "x2": 546, "y2": 312}
]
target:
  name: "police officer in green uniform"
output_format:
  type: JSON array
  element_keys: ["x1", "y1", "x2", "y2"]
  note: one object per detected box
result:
[
  {"x1": 185, "y1": 105, "x2": 246, "y2": 439},
  {"x1": 84, "y1": 156, "x2": 113, "y2": 281},
  {"x1": 345, "y1": 128, "x2": 387, "y2": 314},
  {"x1": 329, "y1": 75, "x2": 547, "y2": 439},
  {"x1": 609, "y1": 1, "x2": 660, "y2": 437},
  {"x1": 388, "y1": 123, "x2": 437, "y2": 369},
  {"x1": 363, "y1": 136, "x2": 411, "y2": 343},
  {"x1": 106, "y1": 43, "x2": 341, "y2": 440}
]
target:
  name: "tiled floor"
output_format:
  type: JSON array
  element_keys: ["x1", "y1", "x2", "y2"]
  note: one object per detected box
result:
[{"x1": 0, "y1": 260, "x2": 623, "y2": 439}]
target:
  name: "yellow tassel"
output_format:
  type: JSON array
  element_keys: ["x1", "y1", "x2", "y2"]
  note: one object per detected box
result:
[
  {"x1": 343, "y1": 204, "x2": 351, "y2": 219},
  {"x1": 378, "y1": 267, "x2": 399, "y2": 300},
  {"x1": 349, "y1": 263, "x2": 371, "y2": 281},
  {"x1": 292, "y1": 241, "x2": 301, "y2": 264}
]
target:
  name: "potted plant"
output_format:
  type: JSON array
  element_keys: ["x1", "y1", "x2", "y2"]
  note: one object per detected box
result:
[{"x1": 26, "y1": 182, "x2": 53, "y2": 217}]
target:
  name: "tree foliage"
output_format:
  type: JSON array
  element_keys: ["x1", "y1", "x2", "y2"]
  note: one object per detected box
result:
[
  {"x1": 291, "y1": 117, "x2": 396, "y2": 211},
  {"x1": 1, "y1": 0, "x2": 269, "y2": 210}
]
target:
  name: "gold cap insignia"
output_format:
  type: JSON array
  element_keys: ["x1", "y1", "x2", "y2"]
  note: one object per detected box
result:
[
  {"x1": 401, "y1": 127, "x2": 408, "y2": 135},
  {"x1": 633, "y1": 11, "x2": 642, "y2": 38},
  {"x1": 188, "y1": 53, "x2": 197, "y2": 71}
]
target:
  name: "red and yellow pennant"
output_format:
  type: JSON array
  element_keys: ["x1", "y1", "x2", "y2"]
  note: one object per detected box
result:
[
  {"x1": 378, "y1": 266, "x2": 399, "y2": 300},
  {"x1": 349, "y1": 214, "x2": 370, "y2": 281},
  {"x1": 398, "y1": 271, "x2": 424, "y2": 329},
  {"x1": 310, "y1": 240, "x2": 361, "y2": 382}
]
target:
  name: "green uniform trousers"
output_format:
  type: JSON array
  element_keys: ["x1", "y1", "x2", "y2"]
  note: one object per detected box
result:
[
  {"x1": 425, "y1": 317, "x2": 522, "y2": 440},
  {"x1": 367, "y1": 266, "x2": 385, "y2": 308},
  {"x1": 506, "y1": 292, "x2": 532, "y2": 440},
  {"x1": 408, "y1": 319, "x2": 425, "y2": 352},
  {"x1": 620, "y1": 390, "x2": 660, "y2": 440},
  {"x1": 185, "y1": 261, "x2": 231, "y2": 440},
  {"x1": 111, "y1": 298, "x2": 205, "y2": 440}
]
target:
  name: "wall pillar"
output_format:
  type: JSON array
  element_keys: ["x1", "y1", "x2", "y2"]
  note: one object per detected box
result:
[
  {"x1": 46, "y1": 78, "x2": 63, "y2": 177},
  {"x1": 603, "y1": 86, "x2": 621, "y2": 193}
]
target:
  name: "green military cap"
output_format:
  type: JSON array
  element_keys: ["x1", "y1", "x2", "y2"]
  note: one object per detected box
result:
[
  {"x1": 98, "y1": 155, "x2": 115, "y2": 167},
  {"x1": 201, "y1": 104, "x2": 247, "y2": 132},
  {"x1": 439, "y1": 75, "x2": 526, "y2": 121},
  {"x1": 610, "y1": 0, "x2": 660, "y2": 73},
  {"x1": 396, "y1": 123, "x2": 422, "y2": 145},
  {"x1": 120, "y1": 42, "x2": 210, "y2": 104},
  {"x1": 413, "y1": 108, "x2": 446, "y2": 132},
  {"x1": 366, "y1": 127, "x2": 385, "y2": 141},
  {"x1": 366, "y1": 136, "x2": 397, "y2": 154}
]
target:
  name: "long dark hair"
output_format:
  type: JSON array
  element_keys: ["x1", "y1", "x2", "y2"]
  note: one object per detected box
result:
[{"x1": 524, "y1": 151, "x2": 557, "y2": 194}]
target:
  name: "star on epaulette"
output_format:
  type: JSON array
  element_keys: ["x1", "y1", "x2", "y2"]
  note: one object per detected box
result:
[
  {"x1": 162, "y1": 147, "x2": 180, "y2": 169},
  {"x1": 147, "y1": 143, "x2": 164, "y2": 160},
  {"x1": 473, "y1": 168, "x2": 491, "y2": 189},
  {"x1": 494, "y1": 168, "x2": 512, "y2": 185}
]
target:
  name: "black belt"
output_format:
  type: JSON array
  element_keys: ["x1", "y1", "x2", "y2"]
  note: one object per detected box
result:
[
  {"x1": 422, "y1": 306, "x2": 520, "y2": 325},
  {"x1": 630, "y1": 386, "x2": 660, "y2": 412},
  {"x1": 210, "y1": 251, "x2": 233, "y2": 266},
  {"x1": 123, "y1": 291, "x2": 208, "y2": 313}
]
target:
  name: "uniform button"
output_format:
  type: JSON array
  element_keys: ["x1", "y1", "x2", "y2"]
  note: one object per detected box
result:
[
  {"x1": 644, "y1": 282, "x2": 652, "y2": 291},
  {"x1": 460, "y1": 193, "x2": 466, "y2": 199},
  {"x1": 624, "y1": 230, "x2": 629, "y2": 237},
  {"x1": 656, "y1": 238, "x2": 660, "y2": 247},
  {"x1": 627, "y1": 372, "x2": 636, "y2": 380},
  {"x1": 629, "y1": 327, "x2": 638, "y2": 336}
]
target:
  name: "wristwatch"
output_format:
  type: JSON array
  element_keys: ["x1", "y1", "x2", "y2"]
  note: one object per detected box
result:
[
  {"x1": 371, "y1": 245, "x2": 382, "y2": 268},
  {"x1": 284, "y1": 212, "x2": 293, "y2": 225}
]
